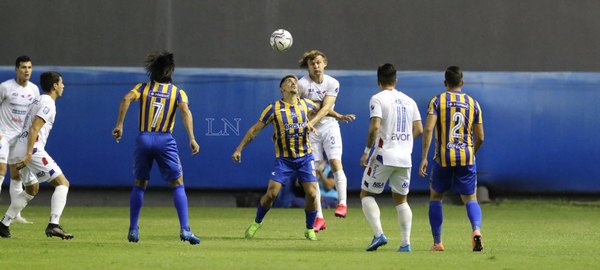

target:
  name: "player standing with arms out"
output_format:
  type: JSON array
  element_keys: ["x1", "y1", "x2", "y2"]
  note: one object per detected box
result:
[
  {"x1": 112, "y1": 51, "x2": 201, "y2": 245},
  {"x1": 359, "y1": 64, "x2": 422, "y2": 252},
  {"x1": 233, "y1": 75, "x2": 321, "y2": 241},
  {"x1": 0, "y1": 71, "x2": 73, "y2": 239},
  {"x1": 0, "y1": 56, "x2": 39, "y2": 224},
  {"x1": 297, "y1": 50, "x2": 355, "y2": 232},
  {"x1": 419, "y1": 66, "x2": 485, "y2": 252}
]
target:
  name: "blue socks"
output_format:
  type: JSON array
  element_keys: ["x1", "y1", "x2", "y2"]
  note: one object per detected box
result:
[
  {"x1": 173, "y1": 185, "x2": 190, "y2": 229},
  {"x1": 255, "y1": 203, "x2": 270, "y2": 223},
  {"x1": 130, "y1": 185, "x2": 192, "y2": 231},
  {"x1": 429, "y1": 201, "x2": 443, "y2": 244},
  {"x1": 465, "y1": 200, "x2": 482, "y2": 231},
  {"x1": 305, "y1": 210, "x2": 317, "y2": 229},
  {"x1": 129, "y1": 186, "x2": 145, "y2": 230}
]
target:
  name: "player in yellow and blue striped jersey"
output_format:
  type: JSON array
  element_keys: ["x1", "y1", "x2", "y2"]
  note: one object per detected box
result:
[
  {"x1": 112, "y1": 51, "x2": 201, "y2": 245},
  {"x1": 419, "y1": 66, "x2": 485, "y2": 252},
  {"x1": 232, "y1": 75, "x2": 322, "y2": 241}
]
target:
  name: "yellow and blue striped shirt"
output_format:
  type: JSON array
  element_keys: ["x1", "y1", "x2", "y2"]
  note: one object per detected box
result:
[
  {"x1": 130, "y1": 82, "x2": 188, "y2": 133},
  {"x1": 428, "y1": 91, "x2": 482, "y2": 167},
  {"x1": 259, "y1": 98, "x2": 317, "y2": 158}
]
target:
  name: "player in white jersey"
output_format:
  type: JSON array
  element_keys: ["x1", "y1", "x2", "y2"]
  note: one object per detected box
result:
[
  {"x1": 0, "y1": 56, "x2": 40, "y2": 224},
  {"x1": 359, "y1": 63, "x2": 422, "y2": 252},
  {"x1": 0, "y1": 71, "x2": 73, "y2": 240},
  {"x1": 298, "y1": 50, "x2": 356, "y2": 232}
]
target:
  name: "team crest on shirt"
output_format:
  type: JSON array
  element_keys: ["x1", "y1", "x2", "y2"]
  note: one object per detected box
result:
[{"x1": 43, "y1": 106, "x2": 50, "y2": 114}]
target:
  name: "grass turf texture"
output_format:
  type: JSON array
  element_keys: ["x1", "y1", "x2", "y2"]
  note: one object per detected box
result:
[{"x1": 0, "y1": 200, "x2": 598, "y2": 269}]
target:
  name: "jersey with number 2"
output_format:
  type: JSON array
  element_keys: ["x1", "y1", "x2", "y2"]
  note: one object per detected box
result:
[{"x1": 428, "y1": 91, "x2": 482, "y2": 167}]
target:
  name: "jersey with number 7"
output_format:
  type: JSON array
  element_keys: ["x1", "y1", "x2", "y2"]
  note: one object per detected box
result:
[
  {"x1": 427, "y1": 91, "x2": 482, "y2": 167},
  {"x1": 130, "y1": 82, "x2": 188, "y2": 133}
]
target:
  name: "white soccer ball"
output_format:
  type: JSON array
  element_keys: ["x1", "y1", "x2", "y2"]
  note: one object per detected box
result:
[{"x1": 270, "y1": 29, "x2": 293, "y2": 52}]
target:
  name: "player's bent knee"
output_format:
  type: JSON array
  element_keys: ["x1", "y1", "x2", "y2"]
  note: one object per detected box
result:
[
  {"x1": 170, "y1": 177, "x2": 184, "y2": 187},
  {"x1": 49, "y1": 174, "x2": 70, "y2": 187},
  {"x1": 25, "y1": 182, "x2": 40, "y2": 196},
  {"x1": 329, "y1": 159, "x2": 343, "y2": 171}
]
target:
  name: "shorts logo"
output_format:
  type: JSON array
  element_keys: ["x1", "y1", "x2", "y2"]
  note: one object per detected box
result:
[
  {"x1": 49, "y1": 169, "x2": 55, "y2": 176},
  {"x1": 372, "y1": 182, "x2": 385, "y2": 188},
  {"x1": 42, "y1": 157, "x2": 49, "y2": 166},
  {"x1": 36, "y1": 171, "x2": 46, "y2": 178}
]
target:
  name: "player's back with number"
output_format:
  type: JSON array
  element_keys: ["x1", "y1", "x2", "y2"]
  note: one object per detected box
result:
[
  {"x1": 372, "y1": 89, "x2": 420, "y2": 167},
  {"x1": 428, "y1": 87, "x2": 482, "y2": 167},
  {"x1": 132, "y1": 82, "x2": 188, "y2": 133}
]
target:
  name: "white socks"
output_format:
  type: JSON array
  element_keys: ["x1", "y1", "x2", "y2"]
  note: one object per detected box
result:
[
  {"x1": 10, "y1": 179, "x2": 24, "y2": 218},
  {"x1": 333, "y1": 170, "x2": 347, "y2": 206},
  {"x1": 361, "y1": 196, "x2": 383, "y2": 237},
  {"x1": 1, "y1": 191, "x2": 34, "y2": 226},
  {"x1": 10, "y1": 179, "x2": 23, "y2": 199},
  {"x1": 50, "y1": 185, "x2": 69, "y2": 224},
  {"x1": 396, "y1": 202, "x2": 413, "y2": 247},
  {"x1": 314, "y1": 186, "x2": 324, "y2": 218}
]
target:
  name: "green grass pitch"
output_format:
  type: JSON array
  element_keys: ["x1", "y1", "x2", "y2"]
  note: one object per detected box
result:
[{"x1": 0, "y1": 200, "x2": 598, "y2": 269}]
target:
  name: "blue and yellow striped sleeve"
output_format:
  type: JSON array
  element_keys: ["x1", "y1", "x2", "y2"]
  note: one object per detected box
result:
[
  {"x1": 303, "y1": 98, "x2": 318, "y2": 111},
  {"x1": 177, "y1": 88, "x2": 189, "y2": 104},
  {"x1": 129, "y1": 83, "x2": 144, "y2": 100},
  {"x1": 259, "y1": 104, "x2": 274, "y2": 124},
  {"x1": 474, "y1": 100, "x2": 483, "y2": 124},
  {"x1": 427, "y1": 96, "x2": 439, "y2": 115}
]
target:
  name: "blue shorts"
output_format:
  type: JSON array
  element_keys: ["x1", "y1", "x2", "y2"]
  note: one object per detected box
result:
[
  {"x1": 429, "y1": 162, "x2": 477, "y2": 195},
  {"x1": 271, "y1": 154, "x2": 317, "y2": 184},
  {"x1": 133, "y1": 133, "x2": 182, "y2": 182}
]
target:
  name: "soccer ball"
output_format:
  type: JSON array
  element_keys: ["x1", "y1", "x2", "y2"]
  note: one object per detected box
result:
[{"x1": 270, "y1": 29, "x2": 293, "y2": 52}]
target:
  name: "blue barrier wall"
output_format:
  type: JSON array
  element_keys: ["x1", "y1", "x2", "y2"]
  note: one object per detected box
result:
[{"x1": 1, "y1": 67, "x2": 599, "y2": 193}]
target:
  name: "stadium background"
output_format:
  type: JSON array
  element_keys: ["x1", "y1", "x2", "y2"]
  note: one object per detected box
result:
[{"x1": 1, "y1": 0, "x2": 599, "y2": 197}]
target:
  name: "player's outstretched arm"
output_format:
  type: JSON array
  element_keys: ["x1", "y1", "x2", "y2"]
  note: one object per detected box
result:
[
  {"x1": 113, "y1": 91, "x2": 137, "y2": 143},
  {"x1": 232, "y1": 121, "x2": 266, "y2": 163},
  {"x1": 309, "y1": 95, "x2": 336, "y2": 126},
  {"x1": 178, "y1": 102, "x2": 199, "y2": 155},
  {"x1": 329, "y1": 109, "x2": 356, "y2": 123}
]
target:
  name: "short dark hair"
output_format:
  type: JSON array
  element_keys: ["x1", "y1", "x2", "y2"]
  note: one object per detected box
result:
[
  {"x1": 445, "y1": 66, "x2": 463, "y2": 87},
  {"x1": 145, "y1": 50, "x2": 175, "y2": 83},
  {"x1": 279, "y1": 74, "x2": 298, "y2": 87},
  {"x1": 377, "y1": 63, "x2": 396, "y2": 86},
  {"x1": 298, "y1": 50, "x2": 327, "y2": 68},
  {"x1": 40, "y1": 71, "x2": 62, "y2": 93},
  {"x1": 15, "y1": 55, "x2": 32, "y2": 68}
]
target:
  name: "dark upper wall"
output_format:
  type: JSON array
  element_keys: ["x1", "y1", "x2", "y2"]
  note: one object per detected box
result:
[{"x1": 2, "y1": 0, "x2": 600, "y2": 71}]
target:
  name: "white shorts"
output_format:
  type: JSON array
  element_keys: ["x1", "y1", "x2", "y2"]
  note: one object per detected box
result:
[
  {"x1": 361, "y1": 155, "x2": 411, "y2": 195},
  {"x1": 20, "y1": 148, "x2": 63, "y2": 186},
  {"x1": 0, "y1": 136, "x2": 22, "y2": 165},
  {"x1": 310, "y1": 124, "x2": 343, "y2": 162}
]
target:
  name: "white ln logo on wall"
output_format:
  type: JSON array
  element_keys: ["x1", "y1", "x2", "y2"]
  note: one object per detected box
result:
[{"x1": 205, "y1": 118, "x2": 242, "y2": 136}]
